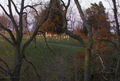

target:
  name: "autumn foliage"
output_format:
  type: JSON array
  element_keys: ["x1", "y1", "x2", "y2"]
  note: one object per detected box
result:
[
  {"x1": 74, "y1": 40, "x2": 117, "y2": 81},
  {"x1": 74, "y1": 2, "x2": 118, "y2": 81},
  {"x1": 35, "y1": 0, "x2": 64, "y2": 35},
  {"x1": 76, "y1": 2, "x2": 112, "y2": 40},
  {"x1": 77, "y1": 26, "x2": 88, "y2": 39}
]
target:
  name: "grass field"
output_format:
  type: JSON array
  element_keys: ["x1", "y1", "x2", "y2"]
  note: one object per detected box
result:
[
  {"x1": 0, "y1": 34, "x2": 118, "y2": 81},
  {"x1": 0, "y1": 36, "x2": 84, "y2": 81}
]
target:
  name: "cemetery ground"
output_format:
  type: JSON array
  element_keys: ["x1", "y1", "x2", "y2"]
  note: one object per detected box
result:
[
  {"x1": 0, "y1": 34, "x2": 84, "y2": 81},
  {"x1": 0, "y1": 34, "x2": 118, "y2": 81}
]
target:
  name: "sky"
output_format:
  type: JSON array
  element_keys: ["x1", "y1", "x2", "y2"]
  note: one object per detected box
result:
[
  {"x1": 0, "y1": 0, "x2": 118, "y2": 30},
  {"x1": 0, "y1": 0, "x2": 113, "y2": 21},
  {"x1": 0, "y1": 0, "x2": 114, "y2": 16},
  {"x1": 79, "y1": 0, "x2": 110, "y2": 8},
  {"x1": 0, "y1": 0, "x2": 112, "y2": 9},
  {"x1": 80, "y1": 0, "x2": 111, "y2": 9},
  {"x1": 80, "y1": 0, "x2": 113, "y2": 13},
  {"x1": 0, "y1": 0, "x2": 114, "y2": 21}
]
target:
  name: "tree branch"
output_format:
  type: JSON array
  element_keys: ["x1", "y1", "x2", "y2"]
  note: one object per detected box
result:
[
  {"x1": 112, "y1": 0, "x2": 120, "y2": 44},
  {"x1": 0, "y1": 23, "x2": 16, "y2": 44},
  {"x1": 8, "y1": 0, "x2": 19, "y2": 34},
  {"x1": 64, "y1": 0, "x2": 70, "y2": 15},
  {"x1": 0, "y1": 33, "x2": 13, "y2": 46},
  {"x1": 64, "y1": 29, "x2": 86, "y2": 48},
  {"x1": 19, "y1": 0, "x2": 25, "y2": 42},
  {"x1": 24, "y1": 57, "x2": 41, "y2": 81},
  {"x1": 60, "y1": 0, "x2": 66, "y2": 8},
  {"x1": 11, "y1": 0, "x2": 20, "y2": 15},
  {"x1": 97, "y1": 38, "x2": 118, "y2": 49},
  {"x1": 13, "y1": 0, "x2": 53, "y2": 74},
  {"x1": 56, "y1": 0, "x2": 86, "y2": 48},
  {"x1": 20, "y1": 64, "x2": 30, "y2": 76},
  {"x1": 55, "y1": 0, "x2": 63, "y2": 12},
  {"x1": 60, "y1": 0, "x2": 70, "y2": 15},
  {"x1": 66, "y1": 0, "x2": 71, "y2": 9},
  {"x1": 23, "y1": 12, "x2": 31, "y2": 36},
  {"x1": 21, "y1": 0, "x2": 52, "y2": 52},
  {"x1": 39, "y1": 31, "x2": 56, "y2": 55},
  {"x1": 60, "y1": 0, "x2": 71, "y2": 9},
  {"x1": 8, "y1": 0, "x2": 13, "y2": 17},
  {"x1": 23, "y1": 5, "x2": 39, "y2": 16},
  {"x1": 0, "y1": 58, "x2": 12, "y2": 76},
  {"x1": 0, "y1": 66, "x2": 7, "y2": 74},
  {"x1": 74, "y1": 0, "x2": 93, "y2": 48},
  {"x1": 0, "y1": 4, "x2": 10, "y2": 18}
]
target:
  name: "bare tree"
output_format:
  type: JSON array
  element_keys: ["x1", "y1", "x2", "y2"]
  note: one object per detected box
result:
[
  {"x1": 1, "y1": 0, "x2": 119, "y2": 81},
  {"x1": 111, "y1": 0, "x2": 120, "y2": 81},
  {"x1": 0, "y1": 13, "x2": 8, "y2": 33},
  {"x1": 53, "y1": 0, "x2": 93, "y2": 81},
  {"x1": 0, "y1": 0, "x2": 52, "y2": 81}
]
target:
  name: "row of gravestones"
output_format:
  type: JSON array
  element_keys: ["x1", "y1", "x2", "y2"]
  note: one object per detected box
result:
[
  {"x1": 26, "y1": 34, "x2": 70, "y2": 41},
  {"x1": 38, "y1": 35, "x2": 69, "y2": 41}
]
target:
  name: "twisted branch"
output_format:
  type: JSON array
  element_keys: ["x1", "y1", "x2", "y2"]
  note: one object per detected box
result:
[{"x1": 0, "y1": 58, "x2": 12, "y2": 76}]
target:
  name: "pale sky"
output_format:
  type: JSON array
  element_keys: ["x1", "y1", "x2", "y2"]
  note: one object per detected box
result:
[
  {"x1": 0, "y1": 0, "x2": 112, "y2": 10},
  {"x1": 0, "y1": 0, "x2": 118, "y2": 30},
  {"x1": 80, "y1": 0, "x2": 111, "y2": 9},
  {"x1": 0, "y1": 0, "x2": 114, "y2": 19},
  {"x1": 0, "y1": 0, "x2": 115, "y2": 21}
]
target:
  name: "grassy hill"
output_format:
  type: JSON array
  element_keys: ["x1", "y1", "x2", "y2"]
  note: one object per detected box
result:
[{"x1": 0, "y1": 36, "x2": 83, "y2": 81}]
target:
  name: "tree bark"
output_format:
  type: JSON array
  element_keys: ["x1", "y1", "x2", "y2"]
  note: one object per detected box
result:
[
  {"x1": 84, "y1": 48, "x2": 91, "y2": 81},
  {"x1": 11, "y1": 44, "x2": 21, "y2": 81},
  {"x1": 74, "y1": 1, "x2": 93, "y2": 81},
  {"x1": 112, "y1": 0, "x2": 120, "y2": 81}
]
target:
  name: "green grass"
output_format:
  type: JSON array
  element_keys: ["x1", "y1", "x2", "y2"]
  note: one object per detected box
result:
[
  {"x1": 0, "y1": 36, "x2": 83, "y2": 81},
  {"x1": 24, "y1": 39, "x2": 83, "y2": 68},
  {"x1": 36, "y1": 35, "x2": 83, "y2": 47},
  {"x1": 0, "y1": 35, "x2": 118, "y2": 81}
]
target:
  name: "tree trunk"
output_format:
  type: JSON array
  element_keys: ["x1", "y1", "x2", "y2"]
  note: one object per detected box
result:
[
  {"x1": 11, "y1": 44, "x2": 21, "y2": 81},
  {"x1": 84, "y1": 47, "x2": 91, "y2": 81},
  {"x1": 115, "y1": 50, "x2": 120, "y2": 81},
  {"x1": 11, "y1": 65, "x2": 21, "y2": 81},
  {"x1": 112, "y1": 0, "x2": 120, "y2": 80}
]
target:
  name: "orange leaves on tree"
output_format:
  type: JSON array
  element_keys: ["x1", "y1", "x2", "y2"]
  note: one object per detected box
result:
[
  {"x1": 75, "y1": 50, "x2": 85, "y2": 60},
  {"x1": 86, "y1": 1, "x2": 112, "y2": 39},
  {"x1": 76, "y1": 26, "x2": 88, "y2": 39},
  {"x1": 35, "y1": 0, "x2": 64, "y2": 35}
]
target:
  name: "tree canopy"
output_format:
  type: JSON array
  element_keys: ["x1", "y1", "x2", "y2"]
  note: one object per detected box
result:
[
  {"x1": 35, "y1": 0, "x2": 64, "y2": 35},
  {"x1": 85, "y1": 1, "x2": 111, "y2": 39}
]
